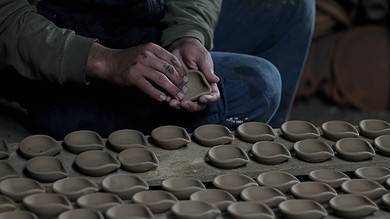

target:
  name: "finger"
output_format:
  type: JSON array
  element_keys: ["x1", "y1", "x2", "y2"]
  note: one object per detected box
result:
[
  {"x1": 171, "y1": 50, "x2": 189, "y2": 79},
  {"x1": 145, "y1": 70, "x2": 184, "y2": 100},
  {"x1": 147, "y1": 43, "x2": 184, "y2": 73},
  {"x1": 197, "y1": 52, "x2": 219, "y2": 83},
  {"x1": 145, "y1": 54, "x2": 183, "y2": 87},
  {"x1": 169, "y1": 99, "x2": 181, "y2": 109},
  {"x1": 181, "y1": 100, "x2": 206, "y2": 112},
  {"x1": 135, "y1": 78, "x2": 168, "y2": 102},
  {"x1": 199, "y1": 83, "x2": 221, "y2": 103}
]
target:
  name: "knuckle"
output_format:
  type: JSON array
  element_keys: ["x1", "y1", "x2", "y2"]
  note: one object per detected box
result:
[{"x1": 144, "y1": 42, "x2": 156, "y2": 50}]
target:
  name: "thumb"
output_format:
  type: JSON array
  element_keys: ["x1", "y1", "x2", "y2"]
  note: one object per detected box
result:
[{"x1": 198, "y1": 55, "x2": 219, "y2": 83}]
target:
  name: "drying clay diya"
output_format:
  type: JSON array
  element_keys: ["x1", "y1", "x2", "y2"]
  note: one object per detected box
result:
[
  {"x1": 381, "y1": 193, "x2": 390, "y2": 211},
  {"x1": 118, "y1": 148, "x2": 158, "y2": 172},
  {"x1": 77, "y1": 192, "x2": 123, "y2": 212},
  {"x1": 74, "y1": 150, "x2": 120, "y2": 176},
  {"x1": 240, "y1": 186, "x2": 286, "y2": 209},
  {"x1": 53, "y1": 177, "x2": 99, "y2": 201},
  {"x1": 0, "y1": 161, "x2": 18, "y2": 181},
  {"x1": 237, "y1": 122, "x2": 276, "y2": 143},
  {"x1": 321, "y1": 120, "x2": 359, "y2": 140},
  {"x1": 330, "y1": 194, "x2": 378, "y2": 218},
  {"x1": 227, "y1": 201, "x2": 275, "y2": 219},
  {"x1": 281, "y1": 120, "x2": 320, "y2": 142},
  {"x1": 290, "y1": 182, "x2": 337, "y2": 203},
  {"x1": 335, "y1": 138, "x2": 375, "y2": 161},
  {"x1": 106, "y1": 204, "x2": 154, "y2": 219},
  {"x1": 206, "y1": 144, "x2": 249, "y2": 169},
  {"x1": 308, "y1": 169, "x2": 350, "y2": 188},
  {"x1": 374, "y1": 135, "x2": 390, "y2": 156},
  {"x1": 341, "y1": 179, "x2": 387, "y2": 200},
  {"x1": 359, "y1": 119, "x2": 390, "y2": 139},
  {"x1": 22, "y1": 193, "x2": 72, "y2": 217},
  {"x1": 64, "y1": 130, "x2": 104, "y2": 154},
  {"x1": 108, "y1": 129, "x2": 147, "y2": 152},
  {"x1": 59, "y1": 209, "x2": 104, "y2": 219},
  {"x1": 293, "y1": 139, "x2": 334, "y2": 163},
  {"x1": 278, "y1": 199, "x2": 327, "y2": 219},
  {"x1": 0, "y1": 195, "x2": 16, "y2": 212},
  {"x1": 190, "y1": 189, "x2": 236, "y2": 211},
  {"x1": 102, "y1": 174, "x2": 148, "y2": 200},
  {"x1": 162, "y1": 177, "x2": 205, "y2": 200},
  {"x1": 151, "y1": 125, "x2": 190, "y2": 149},
  {"x1": 171, "y1": 200, "x2": 221, "y2": 219},
  {"x1": 257, "y1": 171, "x2": 300, "y2": 193},
  {"x1": 0, "y1": 211, "x2": 38, "y2": 219},
  {"x1": 193, "y1": 124, "x2": 234, "y2": 146},
  {"x1": 250, "y1": 141, "x2": 291, "y2": 165},
  {"x1": 19, "y1": 135, "x2": 61, "y2": 159},
  {"x1": 213, "y1": 174, "x2": 258, "y2": 197},
  {"x1": 0, "y1": 140, "x2": 8, "y2": 159},
  {"x1": 355, "y1": 166, "x2": 390, "y2": 184},
  {"x1": 25, "y1": 156, "x2": 67, "y2": 182},
  {"x1": 132, "y1": 190, "x2": 178, "y2": 214},
  {"x1": 387, "y1": 177, "x2": 390, "y2": 188},
  {"x1": 184, "y1": 70, "x2": 212, "y2": 101},
  {"x1": 0, "y1": 177, "x2": 45, "y2": 201}
]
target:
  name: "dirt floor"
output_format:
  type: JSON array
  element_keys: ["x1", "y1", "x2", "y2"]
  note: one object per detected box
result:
[{"x1": 1, "y1": 97, "x2": 390, "y2": 143}]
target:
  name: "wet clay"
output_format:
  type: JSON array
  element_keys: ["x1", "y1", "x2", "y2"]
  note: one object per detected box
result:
[
  {"x1": 335, "y1": 138, "x2": 375, "y2": 161},
  {"x1": 293, "y1": 139, "x2": 334, "y2": 163},
  {"x1": 22, "y1": 193, "x2": 72, "y2": 217},
  {"x1": 0, "y1": 195, "x2": 16, "y2": 213},
  {"x1": 257, "y1": 171, "x2": 300, "y2": 193},
  {"x1": 108, "y1": 129, "x2": 147, "y2": 152},
  {"x1": 237, "y1": 122, "x2": 275, "y2": 143},
  {"x1": 190, "y1": 189, "x2": 236, "y2": 211},
  {"x1": 308, "y1": 169, "x2": 350, "y2": 188},
  {"x1": 151, "y1": 125, "x2": 191, "y2": 149},
  {"x1": 213, "y1": 174, "x2": 258, "y2": 197},
  {"x1": 321, "y1": 120, "x2": 359, "y2": 140},
  {"x1": 102, "y1": 174, "x2": 149, "y2": 200},
  {"x1": 105, "y1": 204, "x2": 154, "y2": 219},
  {"x1": 58, "y1": 208, "x2": 104, "y2": 219},
  {"x1": 19, "y1": 135, "x2": 61, "y2": 159},
  {"x1": 278, "y1": 199, "x2": 327, "y2": 219},
  {"x1": 281, "y1": 120, "x2": 320, "y2": 142},
  {"x1": 0, "y1": 211, "x2": 38, "y2": 219},
  {"x1": 341, "y1": 179, "x2": 387, "y2": 200},
  {"x1": 132, "y1": 190, "x2": 178, "y2": 214},
  {"x1": 25, "y1": 156, "x2": 67, "y2": 182},
  {"x1": 227, "y1": 201, "x2": 275, "y2": 219},
  {"x1": 290, "y1": 181, "x2": 337, "y2": 203},
  {"x1": 118, "y1": 148, "x2": 158, "y2": 173},
  {"x1": 374, "y1": 135, "x2": 390, "y2": 156},
  {"x1": 74, "y1": 150, "x2": 120, "y2": 176},
  {"x1": 162, "y1": 177, "x2": 205, "y2": 200},
  {"x1": 250, "y1": 141, "x2": 291, "y2": 165},
  {"x1": 183, "y1": 70, "x2": 212, "y2": 101},
  {"x1": 0, "y1": 177, "x2": 45, "y2": 201},
  {"x1": 359, "y1": 119, "x2": 390, "y2": 139},
  {"x1": 77, "y1": 192, "x2": 123, "y2": 212},
  {"x1": 53, "y1": 177, "x2": 99, "y2": 201},
  {"x1": 171, "y1": 200, "x2": 221, "y2": 219},
  {"x1": 193, "y1": 124, "x2": 234, "y2": 146},
  {"x1": 206, "y1": 145, "x2": 249, "y2": 169},
  {"x1": 240, "y1": 186, "x2": 286, "y2": 209},
  {"x1": 330, "y1": 194, "x2": 378, "y2": 218},
  {"x1": 355, "y1": 166, "x2": 390, "y2": 184}
]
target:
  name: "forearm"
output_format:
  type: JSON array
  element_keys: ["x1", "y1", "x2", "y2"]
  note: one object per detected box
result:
[
  {"x1": 160, "y1": 0, "x2": 222, "y2": 50},
  {"x1": 0, "y1": 0, "x2": 95, "y2": 84}
]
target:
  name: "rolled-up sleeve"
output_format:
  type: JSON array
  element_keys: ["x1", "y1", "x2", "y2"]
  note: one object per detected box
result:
[
  {"x1": 0, "y1": 0, "x2": 96, "y2": 84},
  {"x1": 160, "y1": 0, "x2": 222, "y2": 50}
]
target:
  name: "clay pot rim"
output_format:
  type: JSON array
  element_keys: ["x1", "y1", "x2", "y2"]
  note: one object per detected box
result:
[
  {"x1": 162, "y1": 177, "x2": 205, "y2": 193},
  {"x1": 22, "y1": 193, "x2": 72, "y2": 210},
  {"x1": 171, "y1": 200, "x2": 221, "y2": 218},
  {"x1": 355, "y1": 166, "x2": 390, "y2": 182},
  {"x1": 102, "y1": 174, "x2": 149, "y2": 193},
  {"x1": 257, "y1": 171, "x2": 300, "y2": 187},
  {"x1": 64, "y1": 130, "x2": 104, "y2": 147},
  {"x1": 58, "y1": 208, "x2": 104, "y2": 219},
  {"x1": 75, "y1": 150, "x2": 120, "y2": 171},
  {"x1": 227, "y1": 201, "x2": 275, "y2": 219},
  {"x1": 193, "y1": 124, "x2": 234, "y2": 144},
  {"x1": 290, "y1": 181, "x2": 337, "y2": 199},
  {"x1": 77, "y1": 193, "x2": 123, "y2": 208},
  {"x1": 294, "y1": 139, "x2": 334, "y2": 157},
  {"x1": 237, "y1": 122, "x2": 275, "y2": 142},
  {"x1": 335, "y1": 138, "x2": 376, "y2": 155},
  {"x1": 251, "y1": 141, "x2": 291, "y2": 160},
  {"x1": 207, "y1": 145, "x2": 250, "y2": 165},
  {"x1": 0, "y1": 195, "x2": 16, "y2": 209},
  {"x1": 308, "y1": 169, "x2": 350, "y2": 185},
  {"x1": 0, "y1": 211, "x2": 39, "y2": 219},
  {"x1": 330, "y1": 194, "x2": 378, "y2": 213},
  {"x1": 151, "y1": 125, "x2": 191, "y2": 143},
  {"x1": 321, "y1": 121, "x2": 359, "y2": 138},
  {"x1": 359, "y1": 119, "x2": 390, "y2": 138},
  {"x1": 108, "y1": 129, "x2": 147, "y2": 149},
  {"x1": 341, "y1": 179, "x2": 387, "y2": 197},
  {"x1": 19, "y1": 135, "x2": 61, "y2": 158},
  {"x1": 240, "y1": 186, "x2": 286, "y2": 202},
  {"x1": 0, "y1": 177, "x2": 45, "y2": 197},
  {"x1": 374, "y1": 135, "x2": 390, "y2": 152},
  {"x1": 278, "y1": 199, "x2": 327, "y2": 217},
  {"x1": 190, "y1": 189, "x2": 237, "y2": 204},
  {"x1": 26, "y1": 156, "x2": 67, "y2": 177},
  {"x1": 381, "y1": 193, "x2": 390, "y2": 204},
  {"x1": 281, "y1": 120, "x2": 320, "y2": 139},
  {"x1": 105, "y1": 204, "x2": 154, "y2": 219},
  {"x1": 213, "y1": 174, "x2": 258, "y2": 190},
  {"x1": 118, "y1": 148, "x2": 159, "y2": 167},
  {"x1": 53, "y1": 177, "x2": 99, "y2": 195},
  {"x1": 185, "y1": 70, "x2": 212, "y2": 101},
  {"x1": 132, "y1": 190, "x2": 178, "y2": 205}
]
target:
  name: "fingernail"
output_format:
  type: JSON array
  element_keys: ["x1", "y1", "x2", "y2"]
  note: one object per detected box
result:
[
  {"x1": 183, "y1": 76, "x2": 189, "y2": 83},
  {"x1": 177, "y1": 92, "x2": 184, "y2": 100},
  {"x1": 159, "y1": 94, "x2": 167, "y2": 102},
  {"x1": 182, "y1": 85, "x2": 188, "y2": 93}
]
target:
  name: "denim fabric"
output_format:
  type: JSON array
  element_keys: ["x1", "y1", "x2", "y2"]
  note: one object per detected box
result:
[{"x1": 213, "y1": 0, "x2": 315, "y2": 127}]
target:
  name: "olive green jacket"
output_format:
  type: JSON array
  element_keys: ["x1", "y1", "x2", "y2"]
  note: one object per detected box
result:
[{"x1": 0, "y1": 0, "x2": 222, "y2": 84}]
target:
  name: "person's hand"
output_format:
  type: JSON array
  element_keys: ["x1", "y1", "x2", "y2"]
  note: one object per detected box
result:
[
  {"x1": 169, "y1": 37, "x2": 221, "y2": 112},
  {"x1": 86, "y1": 42, "x2": 186, "y2": 102}
]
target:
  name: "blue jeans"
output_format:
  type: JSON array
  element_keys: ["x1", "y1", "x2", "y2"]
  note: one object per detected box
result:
[{"x1": 27, "y1": 0, "x2": 314, "y2": 139}]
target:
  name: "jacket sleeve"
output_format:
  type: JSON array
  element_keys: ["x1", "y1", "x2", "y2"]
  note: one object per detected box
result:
[
  {"x1": 160, "y1": 0, "x2": 222, "y2": 50},
  {"x1": 0, "y1": 0, "x2": 96, "y2": 84}
]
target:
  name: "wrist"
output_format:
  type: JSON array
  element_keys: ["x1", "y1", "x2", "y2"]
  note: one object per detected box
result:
[
  {"x1": 86, "y1": 42, "x2": 113, "y2": 80},
  {"x1": 169, "y1": 37, "x2": 202, "y2": 50}
]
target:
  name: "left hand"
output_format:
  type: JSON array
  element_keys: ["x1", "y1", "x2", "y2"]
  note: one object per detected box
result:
[{"x1": 169, "y1": 37, "x2": 221, "y2": 112}]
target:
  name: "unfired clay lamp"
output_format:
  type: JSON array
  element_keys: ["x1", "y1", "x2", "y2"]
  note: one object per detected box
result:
[
  {"x1": 108, "y1": 129, "x2": 147, "y2": 152},
  {"x1": 0, "y1": 211, "x2": 38, "y2": 219},
  {"x1": 335, "y1": 138, "x2": 375, "y2": 161},
  {"x1": 355, "y1": 166, "x2": 390, "y2": 184},
  {"x1": 321, "y1": 120, "x2": 359, "y2": 140},
  {"x1": 74, "y1": 150, "x2": 120, "y2": 176},
  {"x1": 359, "y1": 119, "x2": 390, "y2": 138},
  {"x1": 64, "y1": 130, "x2": 104, "y2": 154},
  {"x1": 250, "y1": 141, "x2": 291, "y2": 165},
  {"x1": 19, "y1": 135, "x2": 61, "y2": 158},
  {"x1": 22, "y1": 193, "x2": 72, "y2": 217},
  {"x1": 105, "y1": 204, "x2": 154, "y2": 219},
  {"x1": 374, "y1": 134, "x2": 390, "y2": 156},
  {"x1": 308, "y1": 169, "x2": 350, "y2": 188},
  {"x1": 329, "y1": 194, "x2": 378, "y2": 218},
  {"x1": 53, "y1": 177, "x2": 99, "y2": 201},
  {"x1": 151, "y1": 125, "x2": 191, "y2": 149},
  {"x1": 227, "y1": 201, "x2": 275, "y2": 219},
  {"x1": 0, "y1": 177, "x2": 45, "y2": 201},
  {"x1": 132, "y1": 190, "x2": 178, "y2": 214},
  {"x1": 58, "y1": 209, "x2": 104, "y2": 219},
  {"x1": 290, "y1": 181, "x2": 337, "y2": 203},
  {"x1": 193, "y1": 124, "x2": 234, "y2": 146},
  {"x1": 206, "y1": 144, "x2": 249, "y2": 169},
  {"x1": 278, "y1": 199, "x2": 327, "y2": 219},
  {"x1": 237, "y1": 122, "x2": 276, "y2": 142},
  {"x1": 240, "y1": 186, "x2": 286, "y2": 209},
  {"x1": 293, "y1": 139, "x2": 334, "y2": 163},
  {"x1": 213, "y1": 173, "x2": 258, "y2": 197},
  {"x1": 281, "y1": 120, "x2": 320, "y2": 142},
  {"x1": 184, "y1": 70, "x2": 212, "y2": 101},
  {"x1": 102, "y1": 174, "x2": 148, "y2": 200},
  {"x1": 118, "y1": 147, "x2": 158, "y2": 173},
  {"x1": 341, "y1": 179, "x2": 387, "y2": 200},
  {"x1": 171, "y1": 200, "x2": 221, "y2": 219},
  {"x1": 190, "y1": 189, "x2": 236, "y2": 211},
  {"x1": 162, "y1": 177, "x2": 206, "y2": 200},
  {"x1": 25, "y1": 156, "x2": 67, "y2": 182},
  {"x1": 77, "y1": 192, "x2": 123, "y2": 212},
  {"x1": 257, "y1": 171, "x2": 300, "y2": 193},
  {"x1": 0, "y1": 195, "x2": 16, "y2": 212}
]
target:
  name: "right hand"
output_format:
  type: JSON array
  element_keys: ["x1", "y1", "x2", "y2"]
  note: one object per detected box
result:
[{"x1": 86, "y1": 42, "x2": 187, "y2": 102}]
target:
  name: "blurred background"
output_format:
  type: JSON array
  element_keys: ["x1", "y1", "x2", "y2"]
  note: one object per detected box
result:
[{"x1": 0, "y1": 0, "x2": 389, "y2": 143}]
